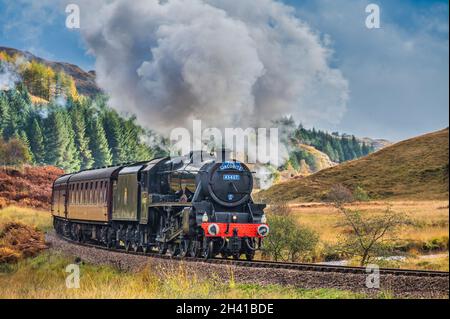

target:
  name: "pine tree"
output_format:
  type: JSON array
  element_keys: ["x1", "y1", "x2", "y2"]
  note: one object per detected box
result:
[
  {"x1": 88, "y1": 116, "x2": 112, "y2": 167},
  {"x1": 29, "y1": 118, "x2": 45, "y2": 164},
  {"x1": 102, "y1": 110, "x2": 127, "y2": 164},
  {"x1": 71, "y1": 106, "x2": 94, "y2": 169},
  {"x1": 0, "y1": 93, "x2": 10, "y2": 138},
  {"x1": 361, "y1": 142, "x2": 371, "y2": 156},
  {"x1": 351, "y1": 136, "x2": 362, "y2": 158},
  {"x1": 44, "y1": 110, "x2": 64, "y2": 165},
  {"x1": 17, "y1": 130, "x2": 33, "y2": 164},
  {"x1": 61, "y1": 111, "x2": 81, "y2": 171},
  {"x1": 44, "y1": 109, "x2": 81, "y2": 172}
]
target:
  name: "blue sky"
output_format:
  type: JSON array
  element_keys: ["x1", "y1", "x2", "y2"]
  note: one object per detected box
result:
[{"x1": 0, "y1": 0, "x2": 448, "y2": 141}]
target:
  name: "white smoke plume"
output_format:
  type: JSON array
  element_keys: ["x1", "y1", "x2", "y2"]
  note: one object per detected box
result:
[
  {"x1": 79, "y1": 0, "x2": 349, "y2": 132},
  {"x1": 0, "y1": 60, "x2": 20, "y2": 91}
]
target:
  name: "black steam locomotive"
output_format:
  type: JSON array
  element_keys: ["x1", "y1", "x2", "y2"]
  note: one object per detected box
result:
[{"x1": 52, "y1": 151, "x2": 269, "y2": 260}]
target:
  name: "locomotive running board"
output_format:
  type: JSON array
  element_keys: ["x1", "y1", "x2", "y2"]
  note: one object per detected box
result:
[{"x1": 148, "y1": 202, "x2": 193, "y2": 207}]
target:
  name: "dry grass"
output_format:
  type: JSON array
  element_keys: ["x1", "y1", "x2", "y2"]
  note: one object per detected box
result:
[
  {"x1": 0, "y1": 206, "x2": 52, "y2": 231},
  {"x1": 258, "y1": 128, "x2": 449, "y2": 203},
  {"x1": 346, "y1": 253, "x2": 449, "y2": 272},
  {"x1": 0, "y1": 252, "x2": 371, "y2": 299},
  {"x1": 290, "y1": 200, "x2": 449, "y2": 245},
  {"x1": 287, "y1": 200, "x2": 449, "y2": 269}
]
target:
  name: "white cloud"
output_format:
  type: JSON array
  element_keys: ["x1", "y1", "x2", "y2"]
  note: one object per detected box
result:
[{"x1": 293, "y1": 0, "x2": 449, "y2": 140}]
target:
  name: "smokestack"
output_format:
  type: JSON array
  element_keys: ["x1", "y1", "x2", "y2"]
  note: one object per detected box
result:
[{"x1": 214, "y1": 147, "x2": 231, "y2": 162}]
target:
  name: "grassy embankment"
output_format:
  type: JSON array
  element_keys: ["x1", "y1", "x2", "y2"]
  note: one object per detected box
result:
[{"x1": 0, "y1": 206, "x2": 373, "y2": 299}]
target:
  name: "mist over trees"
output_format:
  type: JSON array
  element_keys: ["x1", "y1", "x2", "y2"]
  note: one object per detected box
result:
[
  {"x1": 275, "y1": 117, "x2": 374, "y2": 171},
  {"x1": 0, "y1": 88, "x2": 166, "y2": 172}
]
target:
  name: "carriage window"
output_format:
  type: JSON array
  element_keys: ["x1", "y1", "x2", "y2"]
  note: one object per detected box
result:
[
  {"x1": 81, "y1": 183, "x2": 84, "y2": 203},
  {"x1": 104, "y1": 181, "x2": 108, "y2": 203},
  {"x1": 85, "y1": 183, "x2": 88, "y2": 204}
]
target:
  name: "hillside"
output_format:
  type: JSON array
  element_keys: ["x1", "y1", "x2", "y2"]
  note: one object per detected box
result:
[
  {"x1": 279, "y1": 144, "x2": 336, "y2": 181},
  {"x1": 258, "y1": 128, "x2": 449, "y2": 202},
  {"x1": 1, "y1": 47, "x2": 162, "y2": 172},
  {"x1": 0, "y1": 46, "x2": 101, "y2": 97},
  {"x1": 0, "y1": 166, "x2": 63, "y2": 209}
]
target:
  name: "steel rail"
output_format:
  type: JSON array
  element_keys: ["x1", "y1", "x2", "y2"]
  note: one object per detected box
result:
[{"x1": 56, "y1": 234, "x2": 449, "y2": 278}]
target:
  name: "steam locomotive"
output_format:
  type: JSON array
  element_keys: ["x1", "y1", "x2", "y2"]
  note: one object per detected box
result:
[{"x1": 52, "y1": 151, "x2": 269, "y2": 260}]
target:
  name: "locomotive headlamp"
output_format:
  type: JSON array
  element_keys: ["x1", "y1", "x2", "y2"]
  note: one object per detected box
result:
[
  {"x1": 202, "y1": 212, "x2": 209, "y2": 223},
  {"x1": 260, "y1": 214, "x2": 267, "y2": 224},
  {"x1": 257, "y1": 225, "x2": 269, "y2": 237},
  {"x1": 208, "y1": 223, "x2": 220, "y2": 236}
]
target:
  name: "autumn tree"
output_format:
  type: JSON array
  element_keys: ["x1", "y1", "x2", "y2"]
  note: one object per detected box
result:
[
  {"x1": 0, "y1": 138, "x2": 32, "y2": 167},
  {"x1": 335, "y1": 204, "x2": 409, "y2": 266},
  {"x1": 21, "y1": 61, "x2": 55, "y2": 100},
  {"x1": 55, "y1": 71, "x2": 78, "y2": 101}
]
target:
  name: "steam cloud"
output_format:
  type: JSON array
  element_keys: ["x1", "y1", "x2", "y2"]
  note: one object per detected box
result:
[
  {"x1": 0, "y1": 60, "x2": 20, "y2": 91},
  {"x1": 80, "y1": 0, "x2": 349, "y2": 132}
]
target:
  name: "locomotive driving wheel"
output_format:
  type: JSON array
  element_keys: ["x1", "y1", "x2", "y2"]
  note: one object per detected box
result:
[
  {"x1": 131, "y1": 228, "x2": 141, "y2": 252},
  {"x1": 169, "y1": 243, "x2": 181, "y2": 257},
  {"x1": 106, "y1": 228, "x2": 117, "y2": 249},
  {"x1": 202, "y1": 239, "x2": 214, "y2": 259},
  {"x1": 179, "y1": 239, "x2": 195, "y2": 257}
]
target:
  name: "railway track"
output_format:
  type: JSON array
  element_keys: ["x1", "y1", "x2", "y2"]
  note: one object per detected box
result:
[{"x1": 58, "y1": 234, "x2": 449, "y2": 278}]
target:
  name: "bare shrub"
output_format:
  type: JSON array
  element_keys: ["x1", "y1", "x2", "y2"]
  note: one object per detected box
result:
[
  {"x1": 0, "y1": 222, "x2": 48, "y2": 263},
  {"x1": 326, "y1": 184, "x2": 354, "y2": 204},
  {"x1": 335, "y1": 205, "x2": 409, "y2": 266},
  {"x1": 266, "y1": 202, "x2": 292, "y2": 217}
]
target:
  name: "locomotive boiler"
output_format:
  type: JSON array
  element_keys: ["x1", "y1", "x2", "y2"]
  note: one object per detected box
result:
[{"x1": 52, "y1": 151, "x2": 269, "y2": 260}]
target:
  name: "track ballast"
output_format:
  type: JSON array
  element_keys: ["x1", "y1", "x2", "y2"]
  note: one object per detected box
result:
[{"x1": 57, "y1": 234, "x2": 449, "y2": 278}]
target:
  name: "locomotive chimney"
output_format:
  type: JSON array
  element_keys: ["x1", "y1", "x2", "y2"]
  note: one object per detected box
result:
[{"x1": 217, "y1": 148, "x2": 232, "y2": 162}]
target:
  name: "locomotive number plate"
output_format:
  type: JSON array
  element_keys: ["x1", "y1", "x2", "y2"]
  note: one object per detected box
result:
[{"x1": 223, "y1": 174, "x2": 240, "y2": 181}]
